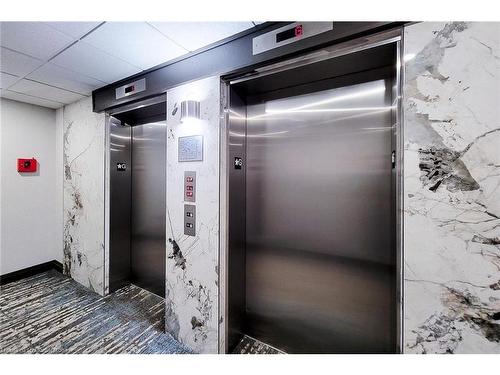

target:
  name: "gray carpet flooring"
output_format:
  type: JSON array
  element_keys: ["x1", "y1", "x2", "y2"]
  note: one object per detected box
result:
[
  {"x1": 0, "y1": 270, "x2": 192, "y2": 354},
  {"x1": 232, "y1": 335, "x2": 284, "y2": 354}
]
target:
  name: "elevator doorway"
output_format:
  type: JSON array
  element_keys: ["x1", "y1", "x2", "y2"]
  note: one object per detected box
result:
[
  {"x1": 225, "y1": 39, "x2": 400, "y2": 353},
  {"x1": 108, "y1": 96, "x2": 167, "y2": 297}
]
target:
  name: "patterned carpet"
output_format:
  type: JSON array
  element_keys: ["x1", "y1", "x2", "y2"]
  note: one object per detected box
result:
[
  {"x1": 0, "y1": 270, "x2": 192, "y2": 354},
  {"x1": 233, "y1": 335, "x2": 284, "y2": 354}
]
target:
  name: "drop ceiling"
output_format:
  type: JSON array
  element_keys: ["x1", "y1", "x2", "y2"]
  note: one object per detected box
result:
[{"x1": 0, "y1": 21, "x2": 260, "y2": 109}]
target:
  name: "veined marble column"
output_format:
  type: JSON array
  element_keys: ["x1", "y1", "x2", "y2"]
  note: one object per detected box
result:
[
  {"x1": 403, "y1": 22, "x2": 500, "y2": 353},
  {"x1": 164, "y1": 77, "x2": 220, "y2": 353},
  {"x1": 63, "y1": 97, "x2": 106, "y2": 295}
]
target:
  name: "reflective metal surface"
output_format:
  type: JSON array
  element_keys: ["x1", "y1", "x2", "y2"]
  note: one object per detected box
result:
[
  {"x1": 245, "y1": 80, "x2": 395, "y2": 353},
  {"x1": 227, "y1": 90, "x2": 247, "y2": 351},
  {"x1": 130, "y1": 122, "x2": 166, "y2": 297},
  {"x1": 109, "y1": 116, "x2": 131, "y2": 292},
  {"x1": 227, "y1": 45, "x2": 398, "y2": 352},
  {"x1": 108, "y1": 99, "x2": 166, "y2": 297}
]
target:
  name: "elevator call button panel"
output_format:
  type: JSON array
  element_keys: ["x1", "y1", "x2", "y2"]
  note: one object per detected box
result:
[
  {"x1": 184, "y1": 171, "x2": 196, "y2": 202},
  {"x1": 184, "y1": 204, "x2": 196, "y2": 236}
]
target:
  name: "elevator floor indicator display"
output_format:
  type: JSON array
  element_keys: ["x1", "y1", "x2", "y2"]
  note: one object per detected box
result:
[{"x1": 117, "y1": 163, "x2": 127, "y2": 171}]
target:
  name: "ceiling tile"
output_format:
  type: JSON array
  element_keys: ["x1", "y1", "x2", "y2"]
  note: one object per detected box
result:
[
  {"x1": 82, "y1": 22, "x2": 188, "y2": 70},
  {"x1": 45, "y1": 22, "x2": 102, "y2": 39},
  {"x1": 0, "y1": 89, "x2": 62, "y2": 109},
  {"x1": 9, "y1": 79, "x2": 85, "y2": 104},
  {"x1": 51, "y1": 41, "x2": 142, "y2": 83},
  {"x1": 0, "y1": 22, "x2": 75, "y2": 60},
  {"x1": 27, "y1": 63, "x2": 105, "y2": 95},
  {"x1": 0, "y1": 47, "x2": 44, "y2": 76},
  {"x1": 0, "y1": 72, "x2": 19, "y2": 89},
  {"x1": 150, "y1": 22, "x2": 255, "y2": 51}
]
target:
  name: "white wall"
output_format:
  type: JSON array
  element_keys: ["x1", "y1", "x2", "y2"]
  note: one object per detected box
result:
[{"x1": 0, "y1": 98, "x2": 62, "y2": 275}]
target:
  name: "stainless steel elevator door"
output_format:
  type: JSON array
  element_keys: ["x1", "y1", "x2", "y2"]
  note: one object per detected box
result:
[
  {"x1": 131, "y1": 122, "x2": 166, "y2": 297},
  {"x1": 245, "y1": 78, "x2": 395, "y2": 353},
  {"x1": 109, "y1": 118, "x2": 131, "y2": 292}
]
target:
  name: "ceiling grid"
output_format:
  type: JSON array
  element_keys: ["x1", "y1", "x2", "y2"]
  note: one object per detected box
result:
[{"x1": 0, "y1": 21, "x2": 257, "y2": 108}]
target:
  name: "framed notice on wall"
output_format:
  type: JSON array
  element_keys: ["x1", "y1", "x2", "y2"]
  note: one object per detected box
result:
[{"x1": 178, "y1": 135, "x2": 203, "y2": 162}]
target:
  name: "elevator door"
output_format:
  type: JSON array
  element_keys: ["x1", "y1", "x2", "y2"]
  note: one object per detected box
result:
[
  {"x1": 130, "y1": 122, "x2": 166, "y2": 296},
  {"x1": 244, "y1": 78, "x2": 395, "y2": 353},
  {"x1": 108, "y1": 98, "x2": 167, "y2": 297},
  {"x1": 109, "y1": 117, "x2": 131, "y2": 291}
]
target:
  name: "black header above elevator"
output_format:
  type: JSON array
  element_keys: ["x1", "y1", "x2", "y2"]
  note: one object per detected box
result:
[
  {"x1": 230, "y1": 42, "x2": 396, "y2": 103},
  {"x1": 112, "y1": 101, "x2": 166, "y2": 126}
]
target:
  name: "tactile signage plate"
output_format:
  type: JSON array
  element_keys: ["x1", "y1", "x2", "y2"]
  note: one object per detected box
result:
[{"x1": 234, "y1": 157, "x2": 243, "y2": 170}]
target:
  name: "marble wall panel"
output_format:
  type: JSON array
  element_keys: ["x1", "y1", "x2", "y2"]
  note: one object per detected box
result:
[
  {"x1": 403, "y1": 22, "x2": 500, "y2": 353},
  {"x1": 164, "y1": 77, "x2": 221, "y2": 353},
  {"x1": 63, "y1": 97, "x2": 106, "y2": 295}
]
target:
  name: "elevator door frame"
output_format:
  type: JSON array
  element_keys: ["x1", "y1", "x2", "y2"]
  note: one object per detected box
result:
[
  {"x1": 105, "y1": 95, "x2": 167, "y2": 296},
  {"x1": 220, "y1": 28, "x2": 404, "y2": 354}
]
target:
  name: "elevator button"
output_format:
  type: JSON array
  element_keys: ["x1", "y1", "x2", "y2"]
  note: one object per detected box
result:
[
  {"x1": 184, "y1": 204, "x2": 196, "y2": 236},
  {"x1": 184, "y1": 171, "x2": 196, "y2": 202}
]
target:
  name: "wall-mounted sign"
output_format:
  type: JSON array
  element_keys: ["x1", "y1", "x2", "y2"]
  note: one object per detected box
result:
[
  {"x1": 234, "y1": 157, "x2": 243, "y2": 170},
  {"x1": 178, "y1": 135, "x2": 203, "y2": 162}
]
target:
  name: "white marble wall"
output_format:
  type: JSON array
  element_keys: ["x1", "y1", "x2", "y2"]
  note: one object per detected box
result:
[
  {"x1": 403, "y1": 22, "x2": 500, "y2": 353},
  {"x1": 165, "y1": 77, "x2": 221, "y2": 353},
  {"x1": 63, "y1": 97, "x2": 106, "y2": 295}
]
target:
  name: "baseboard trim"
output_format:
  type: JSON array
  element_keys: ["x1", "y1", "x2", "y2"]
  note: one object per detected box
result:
[{"x1": 0, "y1": 260, "x2": 63, "y2": 285}]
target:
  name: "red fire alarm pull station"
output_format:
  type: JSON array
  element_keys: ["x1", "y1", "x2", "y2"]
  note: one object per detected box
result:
[{"x1": 17, "y1": 158, "x2": 37, "y2": 173}]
